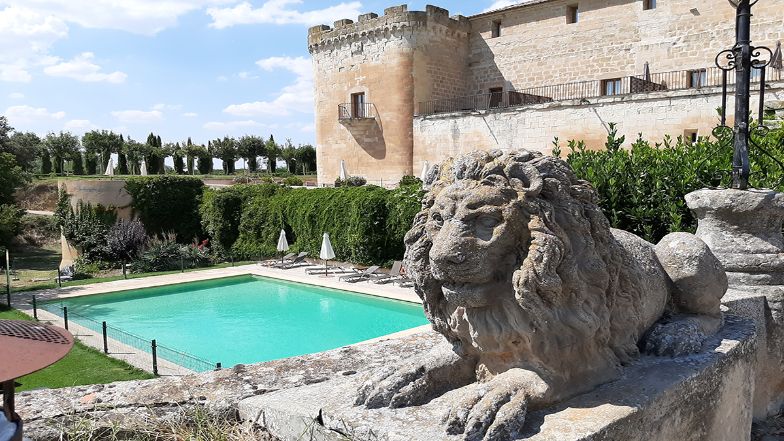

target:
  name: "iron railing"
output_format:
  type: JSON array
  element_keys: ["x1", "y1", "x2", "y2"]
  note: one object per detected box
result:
[
  {"x1": 38, "y1": 302, "x2": 219, "y2": 374},
  {"x1": 338, "y1": 103, "x2": 375, "y2": 120},
  {"x1": 416, "y1": 66, "x2": 783, "y2": 116}
]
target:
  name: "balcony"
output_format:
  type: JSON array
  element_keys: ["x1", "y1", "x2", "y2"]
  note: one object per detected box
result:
[
  {"x1": 338, "y1": 103, "x2": 375, "y2": 121},
  {"x1": 415, "y1": 66, "x2": 783, "y2": 117}
]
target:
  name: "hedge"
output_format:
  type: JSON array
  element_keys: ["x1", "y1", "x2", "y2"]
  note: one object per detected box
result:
[
  {"x1": 224, "y1": 184, "x2": 423, "y2": 265},
  {"x1": 563, "y1": 122, "x2": 784, "y2": 243},
  {"x1": 125, "y1": 176, "x2": 205, "y2": 243}
]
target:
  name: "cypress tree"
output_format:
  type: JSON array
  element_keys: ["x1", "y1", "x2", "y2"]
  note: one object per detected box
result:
[
  {"x1": 72, "y1": 152, "x2": 85, "y2": 175},
  {"x1": 41, "y1": 151, "x2": 52, "y2": 174}
]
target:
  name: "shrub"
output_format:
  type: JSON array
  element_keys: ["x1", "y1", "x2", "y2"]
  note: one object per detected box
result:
[
  {"x1": 399, "y1": 175, "x2": 421, "y2": 186},
  {"x1": 18, "y1": 214, "x2": 58, "y2": 246},
  {"x1": 106, "y1": 219, "x2": 147, "y2": 276},
  {"x1": 125, "y1": 176, "x2": 204, "y2": 242},
  {"x1": 232, "y1": 185, "x2": 421, "y2": 265},
  {"x1": 130, "y1": 237, "x2": 211, "y2": 273},
  {"x1": 283, "y1": 176, "x2": 303, "y2": 186},
  {"x1": 0, "y1": 205, "x2": 23, "y2": 248},
  {"x1": 335, "y1": 176, "x2": 367, "y2": 187},
  {"x1": 61, "y1": 200, "x2": 117, "y2": 263},
  {"x1": 562, "y1": 121, "x2": 784, "y2": 243}
]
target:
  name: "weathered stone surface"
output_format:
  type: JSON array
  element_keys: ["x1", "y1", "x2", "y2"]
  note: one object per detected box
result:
[
  {"x1": 655, "y1": 232, "x2": 727, "y2": 316},
  {"x1": 17, "y1": 330, "x2": 441, "y2": 440},
  {"x1": 350, "y1": 150, "x2": 725, "y2": 440},
  {"x1": 686, "y1": 188, "x2": 784, "y2": 287},
  {"x1": 239, "y1": 316, "x2": 757, "y2": 441}
]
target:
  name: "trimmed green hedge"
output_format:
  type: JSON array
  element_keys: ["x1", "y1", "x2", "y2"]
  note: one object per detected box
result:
[
  {"x1": 213, "y1": 184, "x2": 424, "y2": 265},
  {"x1": 125, "y1": 176, "x2": 204, "y2": 242}
]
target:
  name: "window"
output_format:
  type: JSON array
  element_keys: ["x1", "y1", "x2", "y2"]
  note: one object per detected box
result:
[
  {"x1": 491, "y1": 20, "x2": 502, "y2": 38},
  {"x1": 643, "y1": 0, "x2": 656, "y2": 10},
  {"x1": 602, "y1": 78, "x2": 622, "y2": 96},
  {"x1": 684, "y1": 129, "x2": 699, "y2": 144},
  {"x1": 351, "y1": 92, "x2": 366, "y2": 118},
  {"x1": 751, "y1": 66, "x2": 763, "y2": 82},
  {"x1": 688, "y1": 69, "x2": 707, "y2": 88},
  {"x1": 489, "y1": 87, "x2": 504, "y2": 108},
  {"x1": 567, "y1": 5, "x2": 579, "y2": 24}
]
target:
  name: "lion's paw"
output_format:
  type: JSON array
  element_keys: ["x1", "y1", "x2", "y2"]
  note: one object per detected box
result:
[
  {"x1": 643, "y1": 320, "x2": 705, "y2": 357},
  {"x1": 443, "y1": 369, "x2": 546, "y2": 441}
]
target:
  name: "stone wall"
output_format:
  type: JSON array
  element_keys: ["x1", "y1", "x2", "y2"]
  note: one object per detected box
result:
[
  {"x1": 412, "y1": 81, "x2": 784, "y2": 171},
  {"x1": 309, "y1": 5, "x2": 470, "y2": 186},
  {"x1": 468, "y1": 0, "x2": 784, "y2": 94}
]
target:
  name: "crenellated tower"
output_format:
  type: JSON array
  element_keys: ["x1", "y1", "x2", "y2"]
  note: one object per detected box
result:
[{"x1": 308, "y1": 5, "x2": 470, "y2": 186}]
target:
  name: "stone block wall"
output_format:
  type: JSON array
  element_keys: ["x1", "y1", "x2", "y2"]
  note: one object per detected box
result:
[
  {"x1": 412, "y1": 81, "x2": 784, "y2": 173},
  {"x1": 468, "y1": 0, "x2": 784, "y2": 94},
  {"x1": 309, "y1": 5, "x2": 470, "y2": 186}
]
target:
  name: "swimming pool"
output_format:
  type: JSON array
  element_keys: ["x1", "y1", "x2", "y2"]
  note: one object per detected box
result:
[{"x1": 48, "y1": 275, "x2": 428, "y2": 369}]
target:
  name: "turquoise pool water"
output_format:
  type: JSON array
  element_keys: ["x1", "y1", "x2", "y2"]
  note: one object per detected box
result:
[{"x1": 51, "y1": 276, "x2": 428, "y2": 369}]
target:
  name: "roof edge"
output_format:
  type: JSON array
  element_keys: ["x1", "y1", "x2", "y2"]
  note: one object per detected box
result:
[{"x1": 469, "y1": 0, "x2": 552, "y2": 20}]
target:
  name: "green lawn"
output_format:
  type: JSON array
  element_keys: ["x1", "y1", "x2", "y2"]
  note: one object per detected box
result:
[{"x1": 0, "y1": 307, "x2": 154, "y2": 391}]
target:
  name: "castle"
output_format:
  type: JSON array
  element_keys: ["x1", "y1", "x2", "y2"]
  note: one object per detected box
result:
[{"x1": 308, "y1": 1, "x2": 784, "y2": 186}]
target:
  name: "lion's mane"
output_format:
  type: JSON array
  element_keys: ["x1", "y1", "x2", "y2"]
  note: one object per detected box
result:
[{"x1": 404, "y1": 150, "x2": 654, "y2": 383}]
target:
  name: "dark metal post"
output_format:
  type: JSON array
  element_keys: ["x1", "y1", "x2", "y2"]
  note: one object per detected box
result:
[
  {"x1": 732, "y1": 0, "x2": 752, "y2": 190},
  {"x1": 57, "y1": 269, "x2": 62, "y2": 288},
  {"x1": 102, "y1": 321, "x2": 108, "y2": 354},
  {"x1": 5, "y1": 249, "x2": 10, "y2": 307},
  {"x1": 32, "y1": 295, "x2": 37, "y2": 320},
  {"x1": 215, "y1": 362, "x2": 222, "y2": 370},
  {"x1": 151, "y1": 339, "x2": 159, "y2": 376},
  {"x1": 180, "y1": 256, "x2": 184, "y2": 273},
  {"x1": 63, "y1": 306, "x2": 68, "y2": 330}
]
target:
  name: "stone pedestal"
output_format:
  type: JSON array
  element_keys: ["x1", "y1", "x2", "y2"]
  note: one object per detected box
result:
[
  {"x1": 686, "y1": 188, "x2": 784, "y2": 419},
  {"x1": 239, "y1": 320, "x2": 756, "y2": 441},
  {"x1": 685, "y1": 188, "x2": 784, "y2": 288}
]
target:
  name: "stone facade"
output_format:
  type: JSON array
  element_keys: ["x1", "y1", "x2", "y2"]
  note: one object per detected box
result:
[{"x1": 309, "y1": 1, "x2": 784, "y2": 186}]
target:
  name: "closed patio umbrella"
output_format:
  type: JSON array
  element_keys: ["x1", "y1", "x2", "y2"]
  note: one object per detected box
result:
[
  {"x1": 104, "y1": 158, "x2": 114, "y2": 176},
  {"x1": 140, "y1": 160, "x2": 148, "y2": 176},
  {"x1": 320, "y1": 232, "x2": 336, "y2": 276},
  {"x1": 339, "y1": 160, "x2": 348, "y2": 181},
  {"x1": 772, "y1": 41, "x2": 783, "y2": 70},
  {"x1": 420, "y1": 161, "x2": 430, "y2": 182},
  {"x1": 277, "y1": 229, "x2": 289, "y2": 265},
  {"x1": 643, "y1": 62, "x2": 651, "y2": 82}
]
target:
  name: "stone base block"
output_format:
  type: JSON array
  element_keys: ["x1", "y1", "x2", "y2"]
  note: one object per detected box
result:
[{"x1": 239, "y1": 317, "x2": 757, "y2": 441}]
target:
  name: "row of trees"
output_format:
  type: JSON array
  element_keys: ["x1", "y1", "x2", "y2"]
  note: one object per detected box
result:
[{"x1": 0, "y1": 116, "x2": 317, "y2": 176}]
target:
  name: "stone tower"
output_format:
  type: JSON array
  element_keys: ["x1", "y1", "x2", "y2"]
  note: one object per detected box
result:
[{"x1": 308, "y1": 5, "x2": 470, "y2": 186}]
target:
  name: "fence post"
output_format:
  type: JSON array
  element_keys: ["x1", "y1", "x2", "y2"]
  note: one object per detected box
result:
[
  {"x1": 151, "y1": 339, "x2": 159, "y2": 376},
  {"x1": 215, "y1": 362, "x2": 222, "y2": 371},
  {"x1": 57, "y1": 269, "x2": 62, "y2": 288},
  {"x1": 63, "y1": 306, "x2": 68, "y2": 330},
  {"x1": 32, "y1": 295, "x2": 37, "y2": 320},
  {"x1": 102, "y1": 321, "x2": 108, "y2": 354},
  {"x1": 5, "y1": 249, "x2": 10, "y2": 308},
  {"x1": 180, "y1": 257, "x2": 184, "y2": 273}
]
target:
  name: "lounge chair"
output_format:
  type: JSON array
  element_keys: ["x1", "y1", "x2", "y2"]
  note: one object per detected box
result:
[
  {"x1": 259, "y1": 253, "x2": 295, "y2": 267},
  {"x1": 370, "y1": 261, "x2": 403, "y2": 284},
  {"x1": 279, "y1": 253, "x2": 311, "y2": 269},
  {"x1": 339, "y1": 265, "x2": 380, "y2": 283},
  {"x1": 305, "y1": 265, "x2": 357, "y2": 275}
]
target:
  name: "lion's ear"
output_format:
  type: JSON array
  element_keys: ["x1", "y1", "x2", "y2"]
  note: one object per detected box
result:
[{"x1": 505, "y1": 162, "x2": 543, "y2": 197}]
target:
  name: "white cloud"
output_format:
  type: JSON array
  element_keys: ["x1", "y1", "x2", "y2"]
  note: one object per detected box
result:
[
  {"x1": 237, "y1": 71, "x2": 258, "y2": 80},
  {"x1": 44, "y1": 52, "x2": 127, "y2": 83},
  {"x1": 5, "y1": 105, "x2": 65, "y2": 124},
  {"x1": 64, "y1": 119, "x2": 98, "y2": 130},
  {"x1": 216, "y1": 75, "x2": 229, "y2": 82},
  {"x1": 0, "y1": 6, "x2": 68, "y2": 82},
  {"x1": 152, "y1": 103, "x2": 182, "y2": 111},
  {"x1": 111, "y1": 109, "x2": 163, "y2": 124},
  {"x1": 7, "y1": 92, "x2": 24, "y2": 100},
  {"x1": 182, "y1": 112, "x2": 198, "y2": 118},
  {"x1": 207, "y1": 0, "x2": 363, "y2": 29},
  {"x1": 223, "y1": 56, "x2": 313, "y2": 117},
  {"x1": 483, "y1": 0, "x2": 523, "y2": 13}
]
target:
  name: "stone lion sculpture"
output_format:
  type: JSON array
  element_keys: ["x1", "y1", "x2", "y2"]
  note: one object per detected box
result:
[{"x1": 356, "y1": 150, "x2": 726, "y2": 441}]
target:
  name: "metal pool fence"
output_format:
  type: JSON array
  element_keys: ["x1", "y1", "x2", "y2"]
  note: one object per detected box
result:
[{"x1": 33, "y1": 298, "x2": 220, "y2": 375}]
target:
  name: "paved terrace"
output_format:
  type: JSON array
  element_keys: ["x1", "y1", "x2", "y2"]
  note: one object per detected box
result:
[{"x1": 16, "y1": 262, "x2": 423, "y2": 376}]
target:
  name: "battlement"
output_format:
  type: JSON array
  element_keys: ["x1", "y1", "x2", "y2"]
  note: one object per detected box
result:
[{"x1": 308, "y1": 4, "x2": 470, "y2": 52}]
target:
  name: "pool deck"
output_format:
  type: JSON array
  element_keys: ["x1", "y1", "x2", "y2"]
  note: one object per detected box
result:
[{"x1": 15, "y1": 263, "x2": 423, "y2": 376}]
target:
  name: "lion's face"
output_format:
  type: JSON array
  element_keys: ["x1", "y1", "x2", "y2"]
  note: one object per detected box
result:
[{"x1": 425, "y1": 180, "x2": 529, "y2": 308}]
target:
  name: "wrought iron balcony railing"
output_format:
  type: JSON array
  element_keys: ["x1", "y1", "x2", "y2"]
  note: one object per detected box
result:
[
  {"x1": 416, "y1": 66, "x2": 782, "y2": 117},
  {"x1": 338, "y1": 103, "x2": 375, "y2": 120}
]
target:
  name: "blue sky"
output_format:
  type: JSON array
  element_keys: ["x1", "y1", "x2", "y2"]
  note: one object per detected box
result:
[{"x1": 0, "y1": 0, "x2": 515, "y2": 147}]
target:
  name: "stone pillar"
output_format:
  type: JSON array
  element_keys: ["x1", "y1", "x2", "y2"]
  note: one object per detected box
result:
[
  {"x1": 686, "y1": 188, "x2": 784, "y2": 418},
  {"x1": 685, "y1": 188, "x2": 784, "y2": 288}
]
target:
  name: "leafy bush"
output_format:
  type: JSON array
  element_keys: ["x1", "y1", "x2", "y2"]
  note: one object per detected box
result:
[
  {"x1": 18, "y1": 214, "x2": 59, "y2": 246},
  {"x1": 61, "y1": 200, "x2": 117, "y2": 263},
  {"x1": 106, "y1": 219, "x2": 147, "y2": 264},
  {"x1": 125, "y1": 176, "x2": 204, "y2": 242},
  {"x1": 232, "y1": 184, "x2": 422, "y2": 265},
  {"x1": 399, "y1": 175, "x2": 421, "y2": 186},
  {"x1": 0, "y1": 205, "x2": 23, "y2": 248},
  {"x1": 334, "y1": 176, "x2": 367, "y2": 187},
  {"x1": 283, "y1": 176, "x2": 303, "y2": 186},
  {"x1": 130, "y1": 237, "x2": 211, "y2": 273},
  {"x1": 562, "y1": 121, "x2": 784, "y2": 243}
]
